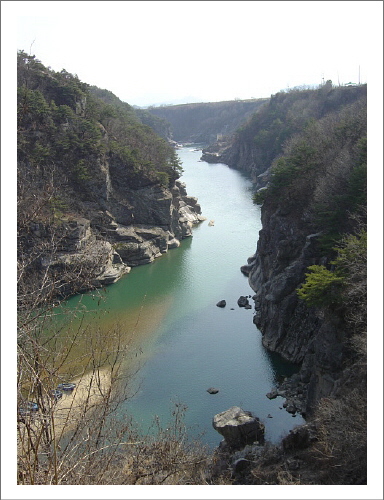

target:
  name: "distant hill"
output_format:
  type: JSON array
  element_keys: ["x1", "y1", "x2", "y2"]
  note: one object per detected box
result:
[
  {"x1": 202, "y1": 83, "x2": 367, "y2": 187},
  {"x1": 147, "y1": 99, "x2": 268, "y2": 145}
]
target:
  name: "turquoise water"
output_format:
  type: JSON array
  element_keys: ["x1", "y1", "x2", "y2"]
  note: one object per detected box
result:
[{"x1": 62, "y1": 146, "x2": 304, "y2": 447}]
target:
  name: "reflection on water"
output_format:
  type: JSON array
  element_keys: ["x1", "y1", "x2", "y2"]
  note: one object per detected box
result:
[{"x1": 53, "y1": 147, "x2": 304, "y2": 448}]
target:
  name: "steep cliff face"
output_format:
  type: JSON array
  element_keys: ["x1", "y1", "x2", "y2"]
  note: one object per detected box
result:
[
  {"x1": 17, "y1": 52, "x2": 204, "y2": 299},
  {"x1": 246, "y1": 206, "x2": 346, "y2": 415},
  {"x1": 35, "y1": 177, "x2": 204, "y2": 293},
  {"x1": 237, "y1": 87, "x2": 367, "y2": 415},
  {"x1": 90, "y1": 175, "x2": 204, "y2": 275}
]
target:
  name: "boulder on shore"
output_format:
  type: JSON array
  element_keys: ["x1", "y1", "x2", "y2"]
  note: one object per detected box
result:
[{"x1": 212, "y1": 406, "x2": 265, "y2": 448}]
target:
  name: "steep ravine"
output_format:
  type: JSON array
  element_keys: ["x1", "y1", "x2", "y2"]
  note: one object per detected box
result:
[
  {"x1": 208, "y1": 87, "x2": 367, "y2": 483},
  {"x1": 148, "y1": 99, "x2": 268, "y2": 145},
  {"x1": 40, "y1": 177, "x2": 205, "y2": 292},
  {"x1": 242, "y1": 207, "x2": 345, "y2": 417},
  {"x1": 208, "y1": 85, "x2": 367, "y2": 419},
  {"x1": 17, "y1": 52, "x2": 206, "y2": 299}
]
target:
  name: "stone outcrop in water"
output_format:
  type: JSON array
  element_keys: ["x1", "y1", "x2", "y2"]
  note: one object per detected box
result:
[
  {"x1": 96, "y1": 178, "x2": 205, "y2": 267},
  {"x1": 40, "y1": 221, "x2": 131, "y2": 289},
  {"x1": 237, "y1": 296, "x2": 250, "y2": 308},
  {"x1": 207, "y1": 387, "x2": 219, "y2": 394}
]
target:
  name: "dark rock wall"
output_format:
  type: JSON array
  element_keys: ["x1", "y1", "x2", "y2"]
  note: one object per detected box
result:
[
  {"x1": 17, "y1": 53, "x2": 205, "y2": 295},
  {"x1": 246, "y1": 205, "x2": 347, "y2": 415},
  {"x1": 231, "y1": 87, "x2": 367, "y2": 415},
  {"x1": 53, "y1": 176, "x2": 204, "y2": 288}
]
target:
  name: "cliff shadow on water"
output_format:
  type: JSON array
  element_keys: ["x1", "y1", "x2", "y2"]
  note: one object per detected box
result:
[
  {"x1": 46, "y1": 146, "x2": 306, "y2": 450},
  {"x1": 105, "y1": 147, "x2": 307, "y2": 448},
  {"x1": 17, "y1": 52, "x2": 366, "y2": 485}
]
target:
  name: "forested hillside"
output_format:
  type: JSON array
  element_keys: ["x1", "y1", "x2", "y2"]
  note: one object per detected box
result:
[
  {"x1": 147, "y1": 98, "x2": 268, "y2": 144},
  {"x1": 16, "y1": 51, "x2": 368, "y2": 485},
  {"x1": 17, "y1": 53, "x2": 210, "y2": 486},
  {"x1": 210, "y1": 83, "x2": 367, "y2": 484},
  {"x1": 17, "y1": 50, "x2": 204, "y2": 303},
  {"x1": 17, "y1": 51, "x2": 182, "y2": 195},
  {"x1": 202, "y1": 82, "x2": 367, "y2": 186}
]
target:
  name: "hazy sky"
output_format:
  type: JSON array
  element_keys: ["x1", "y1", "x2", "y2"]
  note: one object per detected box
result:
[{"x1": 5, "y1": 0, "x2": 382, "y2": 107}]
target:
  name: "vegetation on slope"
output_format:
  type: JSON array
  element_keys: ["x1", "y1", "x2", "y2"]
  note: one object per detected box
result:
[
  {"x1": 17, "y1": 50, "x2": 185, "y2": 301},
  {"x1": 211, "y1": 82, "x2": 367, "y2": 181},
  {"x1": 16, "y1": 52, "x2": 368, "y2": 485},
  {"x1": 17, "y1": 51, "x2": 182, "y2": 197},
  {"x1": 229, "y1": 84, "x2": 367, "y2": 484},
  {"x1": 17, "y1": 52, "x2": 210, "y2": 486},
  {"x1": 255, "y1": 88, "x2": 367, "y2": 314},
  {"x1": 148, "y1": 98, "x2": 268, "y2": 144}
]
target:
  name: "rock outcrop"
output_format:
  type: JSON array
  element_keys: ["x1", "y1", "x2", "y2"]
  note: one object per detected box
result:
[
  {"x1": 41, "y1": 230, "x2": 131, "y2": 289},
  {"x1": 216, "y1": 300, "x2": 226, "y2": 308},
  {"x1": 44, "y1": 178, "x2": 205, "y2": 291},
  {"x1": 225, "y1": 88, "x2": 367, "y2": 418},
  {"x1": 244, "y1": 204, "x2": 345, "y2": 416},
  {"x1": 207, "y1": 387, "x2": 219, "y2": 394},
  {"x1": 17, "y1": 54, "x2": 207, "y2": 300},
  {"x1": 212, "y1": 406, "x2": 265, "y2": 448},
  {"x1": 28, "y1": 174, "x2": 205, "y2": 298},
  {"x1": 237, "y1": 296, "x2": 250, "y2": 308}
]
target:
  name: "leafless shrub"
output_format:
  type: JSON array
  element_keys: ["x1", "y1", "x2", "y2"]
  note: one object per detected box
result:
[
  {"x1": 17, "y1": 313, "x2": 137, "y2": 485},
  {"x1": 17, "y1": 155, "x2": 214, "y2": 485},
  {"x1": 120, "y1": 402, "x2": 211, "y2": 485}
]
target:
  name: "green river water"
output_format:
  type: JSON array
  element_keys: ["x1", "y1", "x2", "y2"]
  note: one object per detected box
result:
[{"x1": 59, "y1": 146, "x2": 304, "y2": 448}]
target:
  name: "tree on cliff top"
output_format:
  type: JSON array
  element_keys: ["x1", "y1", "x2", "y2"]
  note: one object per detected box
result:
[
  {"x1": 17, "y1": 50, "x2": 182, "y2": 198},
  {"x1": 16, "y1": 52, "x2": 211, "y2": 486}
]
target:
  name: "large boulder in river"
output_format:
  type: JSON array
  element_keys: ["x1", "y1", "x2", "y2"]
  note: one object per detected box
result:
[
  {"x1": 207, "y1": 387, "x2": 219, "y2": 394},
  {"x1": 212, "y1": 406, "x2": 265, "y2": 448},
  {"x1": 237, "y1": 296, "x2": 250, "y2": 307}
]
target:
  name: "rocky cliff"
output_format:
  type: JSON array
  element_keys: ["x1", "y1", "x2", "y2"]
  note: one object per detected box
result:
[
  {"x1": 96, "y1": 176, "x2": 205, "y2": 278},
  {"x1": 33, "y1": 178, "x2": 205, "y2": 294},
  {"x1": 17, "y1": 51, "x2": 205, "y2": 301},
  {"x1": 245, "y1": 208, "x2": 346, "y2": 416},
  {"x1": 235, "y1": 85, "x2": 367, "y2": 416},
  {"x1": 202, "y1": 84, "x2": 367, "y2": 188}
]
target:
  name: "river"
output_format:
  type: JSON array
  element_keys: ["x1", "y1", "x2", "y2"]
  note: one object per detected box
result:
[{"x1": 60, "y1": 146, "x2": 304, "y2": 448}]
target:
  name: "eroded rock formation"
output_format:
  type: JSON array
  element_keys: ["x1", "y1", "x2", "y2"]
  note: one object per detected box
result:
[
  {"x1": 42, "y1": 178, "x2": 205, "y2": 291},
  {"x1": 213, "y1": 406, "x2": 265, "y2": 448}
]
